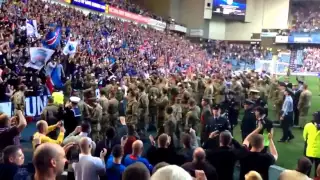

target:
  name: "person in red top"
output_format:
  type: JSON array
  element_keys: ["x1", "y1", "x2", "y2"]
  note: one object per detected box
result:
[{"x1": 123, "y1": 124, "x2": 139, "y2": 155}]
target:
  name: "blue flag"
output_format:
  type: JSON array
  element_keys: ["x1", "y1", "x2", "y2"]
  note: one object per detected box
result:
[{"x1": 42, "y1": 27, "x2": 61, "y2": 49}]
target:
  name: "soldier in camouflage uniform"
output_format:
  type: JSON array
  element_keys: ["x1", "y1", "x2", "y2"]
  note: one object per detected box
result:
[
  {"x1": 108, "y1": 87, "x2": 119, "y2": 127},
  {"x1": 213, "y1": 78, "x2": 226, "y2": 105},
  {"x1": 148, "y1": 79, "x2": 160, "y2": 130},
  {"x1": 99, "y1": 89, "x2": 109, "y2": 139},
  {"x1": 11, "y1": 85, "x2": 26, "y2": 115},
  {"x1": 157, "y1": 88, "x2": 169, "y2": 135},
  {"x1": 137, "y1": 85, "x2": 149, "y2": 136},
  {"x1": 231, "y1": 77, "x2": 242, "y2": 104},
  {"x1": 185, "y1": 98, "x2": 200, "y2": 132},
  {"x1": 126, "y1": 88, "x2": 139, "y2": 128},
  {"x1": 88, "y1": 98, "x2": 102, "y2": 142},
  {"x1": 275, "y1": 82, "x2": 286, "y2": 121},
  {"x1": 203, "y1": 78, "x2": 214, "y2": 105}
]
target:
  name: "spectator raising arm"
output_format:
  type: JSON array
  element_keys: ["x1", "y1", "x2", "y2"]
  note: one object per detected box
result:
[
  {"x1": 268, "y1": 133, "x2": 278, "y2": 161},
  {"x1": 16, "y1": 110, "x2": 27, "y2": 132},
  {"x1": 243, "y1": 121, "x2": 263, "y2": 147}
]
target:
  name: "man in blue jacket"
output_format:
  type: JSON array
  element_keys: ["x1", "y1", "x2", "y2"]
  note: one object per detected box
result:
[{"x1": 123, "y1": 140, "x2": 153, "y2": 172}]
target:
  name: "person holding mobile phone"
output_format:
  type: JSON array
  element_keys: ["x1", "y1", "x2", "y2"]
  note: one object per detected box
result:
[{"x1": 73, "y1": 137, "x2": 107, "y2": 180}]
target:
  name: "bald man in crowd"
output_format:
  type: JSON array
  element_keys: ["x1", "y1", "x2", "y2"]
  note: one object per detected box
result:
[
  {"x1": 33, "y1": 143, "x2": 67, "y2": 180},
  {"x1": 122, "y1": 162, "x2": 150, "y2": 180},
  {"x1": 124, "y1": 140, "x2": 153, "y2": 172},
  {"x1": 73, "y1": 137, "x2": 107, "y2": 180},
  {"x1": 182, "y1": 147, "x2": 218, "y2": 180},
  {"x1": 146, "y1": 133, "x2": 184, "y2": 166}
]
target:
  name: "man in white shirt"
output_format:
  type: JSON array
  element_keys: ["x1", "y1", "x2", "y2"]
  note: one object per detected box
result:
[
  {"x1": 62, "y1": 122, "x2": 96, "y2": 151},
  {"x1": 72, "y1": 137, "x2": 107, "y2": 180},
  {"x1": 279, "y1": 156, "x2": 312, "y2": 180}
]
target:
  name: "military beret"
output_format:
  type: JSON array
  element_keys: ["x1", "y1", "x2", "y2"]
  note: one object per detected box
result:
[
  {"x1": 278, "y1": 81, "x2": 286, "y2": 87},
  {"x1": 211, "y1": 104, "x2": 221, "y2": 110}
]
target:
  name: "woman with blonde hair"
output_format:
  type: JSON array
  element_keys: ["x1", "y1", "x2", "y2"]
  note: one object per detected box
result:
[{"x1": 245, "y1": 171, "x2": 262, "y2": 180}]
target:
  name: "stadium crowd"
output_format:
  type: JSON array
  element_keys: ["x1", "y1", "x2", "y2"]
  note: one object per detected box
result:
[
  {"x1": 291, "y1": 1, "x2": 320, "y2": 33},
  {"x1": 102, "y1": 0, "x2": 164, "y2": 21},
  {"x1": 0, "y1": 0, "x2": 319, "y2": 180}
]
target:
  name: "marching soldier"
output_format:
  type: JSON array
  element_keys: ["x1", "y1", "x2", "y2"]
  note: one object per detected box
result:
[
  {"x1": 185, "y1": 98, "x2": 200, "y2": 132},
  {"x1": 200, "y1": 97, "x2": 212, "y2": 144},
  {"x1": 157, "y1": 88, "x2": 169, "y2": 135},
  {"x1": 203, "y1": 78, "x2": 214, "y2": 105},
  {"x1": 231, "y1": 77, "x2": 242, "y2": 104},
  {"x1": 11, "y1": 85, "x2": 26, "y2": 115},
  {"x1": 213, "y1": 78, "x2": 226, "y2": 105},
  {"x1": 108, "y1": 87, "x2": 119, "y2": 127},
  {"x1": 275, "y1": 82, "x2": 286, "y2": 121},
  {"x1": 88, "y1": 98, "x2": 102, "y2": 142},
  {"x1": 99, "y1": 89, "x2": 109, "y2": 139},
  {"x1": 298, "y1": 84, "x2": 312, "y2": 129},
  {"x1": 148, "y1": 79, "x2": 160, "y2": 131},
  {"x1": 126, "y1": 88, "x2": 139, "y2": 128},
  {"x1": 137, "y1": 85, "x2": 149, "y2": 136}
]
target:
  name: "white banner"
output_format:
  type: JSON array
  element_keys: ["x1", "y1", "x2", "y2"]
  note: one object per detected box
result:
[
  {"x1": 25, "y1": 47, "x2": 55, "y2": 70},
  {"x1": 147, "y1": 19, "x2": 166, "y2": 30},
  {"x1": 26, "y1": 19, "x2": 39, "y2": 37},
  {"x1": 63, "y1": 39, "x2": 78, "y2": 55},
  {"x1": 275, "y1": 36, "x2": 288, "y2": 43}
]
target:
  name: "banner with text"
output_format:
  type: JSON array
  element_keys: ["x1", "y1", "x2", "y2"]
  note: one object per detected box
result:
[
  {"x1": 71, "y1": 0, "x2": 106, "y2": 12},
  {"x1": 107, "y1": 6, "x2": 149, "y2": 24},
  {"x1": 147, "y1": 19, "x2": 166, "y2": 31}
]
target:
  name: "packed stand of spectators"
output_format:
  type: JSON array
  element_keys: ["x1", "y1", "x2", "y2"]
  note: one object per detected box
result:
[
  {"x1": 295, "y1": 47, "x2": 320, "y2": 72},
  {"x1": 0, "y1": 0, "x2": 208, "y2": 103},
  {"x1": 290, "y1": 1, "x2": 320, "y2": 33},
  {"x1": 204, "y1": 40, "x2": 272, "y2": 69},
  {"x1": 101, "y1": 0, "x2": 163, "y2": 21}
]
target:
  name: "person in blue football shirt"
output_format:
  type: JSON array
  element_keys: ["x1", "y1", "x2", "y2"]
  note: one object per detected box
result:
[
  {"x1": 123, "y1": 140, "x2": 153, "y2": 172},
  {"x1": 106, "y1": 145, "x2": 126, "y2": 180}
]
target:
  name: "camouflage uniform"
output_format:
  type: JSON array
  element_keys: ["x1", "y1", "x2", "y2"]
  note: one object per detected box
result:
[
  {"x1": 12, "y1": 91, "x2": 25, "y2": 115},
  {"x1": 203, "y1": 83, "x2": 214, "y2": 105},
  {"x1": 126, "y1": 98, "x2": 139, "y2": 127},
  {"x1": 148, "y1": 85, "x2": 160, "y2": 126},
  {"x1": 275, "y1": 89, "x2": 284, "y2": 121},
  {"x1": 138, "y1": 91, "x2": 149, "y2": 133},
  {"x1": 213, "y1": 81, "x2": 226, "y2": 105},
  {"x1": 90, "y1": 103, "x2": 102, "y2": 142},
  {"x1": 157, "y1": 95, "x2": 169, "y2": 134},
  {"x1": 185, "y1": 107, "x2": 200, "y2": 131},
  {"x1": 298, "y1": 89, "x2": 312, "y2": 128},
  {"x1": 99, "y1": 96, "x2": 109, "y2": 139},
  {"x1": 108, "y1": 97, "x2": 119, "y2": 127}
]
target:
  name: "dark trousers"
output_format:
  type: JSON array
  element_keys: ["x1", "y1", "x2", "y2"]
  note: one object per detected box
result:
[
  {"x1": 307, "y1": 157, "x2": 320, "y2": 177},
  {"x1": 294, "y1": 108, "x2": 300, "y2": 126},
  {"x1": 281, "y1": 111, "x2": 294, "y2": 140}
]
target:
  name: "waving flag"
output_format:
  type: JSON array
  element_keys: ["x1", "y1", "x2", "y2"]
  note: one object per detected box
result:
[
  {"x1": 42, "y1": 27, "x2": 61, "y2": 49},
  {"x1": 51, "y1": 64, "x2": 64, "y2": 89},
  {"x1": 25, "y1": 47, "x2": 55, "y2": 70},
  {"x1": 63, "y1": 39, "x2": 78, "y2": 55},
  {"x1": 26, "y1": 19, "x2": 38, "y2": 37}
]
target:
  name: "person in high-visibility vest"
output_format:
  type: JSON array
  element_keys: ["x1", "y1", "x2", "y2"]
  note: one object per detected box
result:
[
  {"x1": 303, "y1": 111, "x2": 320, "y2": 176},
  {"x1": 51, "y1": 90, "x2": 64, "y2": 105}
]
